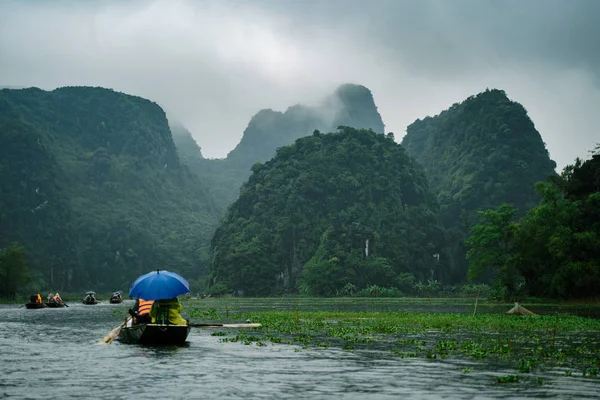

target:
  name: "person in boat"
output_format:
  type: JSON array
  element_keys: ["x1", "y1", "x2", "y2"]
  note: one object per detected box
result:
[
  {"x1": 149, "y1": 297, "x2": 188, "y2": 325},
  {"x1": 129, "y1": 298, "x2": 154, "y2": 324},
  {"x1": 30, "y1": 294, "x2": 43, "y2": 304},
  {"x1": 47, "y1": 293, "x2": 55, "y2": 303},
  {"x1": 54, "y1": 293, "x2": 62, "y2": 303},
  {"x1": 84, "y1": 293, "x2": 96, "y2": 303},
  {"x1": 110, "y1": 293, "x2": 119, "y2": 302}
]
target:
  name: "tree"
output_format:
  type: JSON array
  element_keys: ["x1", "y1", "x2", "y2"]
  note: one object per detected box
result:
[
  {"x1": 0, "y1": 242, "x2": 30, "y2": 299},
  {"x1": 465, "y1": 204, "x2": 520, "y2": 298}
]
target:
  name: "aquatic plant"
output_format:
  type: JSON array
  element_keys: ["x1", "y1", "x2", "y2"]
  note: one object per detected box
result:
[{"x1": 185, "y1": 297, "x2": 600, "y2": 387}]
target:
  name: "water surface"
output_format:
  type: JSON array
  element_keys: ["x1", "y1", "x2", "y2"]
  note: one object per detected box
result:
[{"x1": 1, "y1": 302, "x2": 598, "y2": 399}]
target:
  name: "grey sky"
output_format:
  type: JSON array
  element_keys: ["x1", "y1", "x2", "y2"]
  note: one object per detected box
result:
[{"x1": 1, "y1": 0, "x2": 598, "y2": 169}]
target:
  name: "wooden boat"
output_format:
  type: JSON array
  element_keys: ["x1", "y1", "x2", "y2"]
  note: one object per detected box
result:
[
  {"x1": 82, "y1": 299, "x2": 99, "y2": 305},
  {"x1": 118, "y1": 324, "x2": 191, "y2": 345},
  {"x1": 109, "y1": 298, "x2": 123, "y2": 304},
  {"x1": 45, "y1": 301, "x2": 66, "y2": 308},
  {"x1": 25, "y1": 302, "x2": 47, "y2": 309}
]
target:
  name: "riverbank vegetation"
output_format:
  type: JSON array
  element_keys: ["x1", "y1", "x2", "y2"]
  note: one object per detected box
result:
[
  {"x1": 0, "y1": 242, "x2": 30, "y2": 299},
  {"x1": 467, "y1": 149, "x2": 600, "y2": 300}
]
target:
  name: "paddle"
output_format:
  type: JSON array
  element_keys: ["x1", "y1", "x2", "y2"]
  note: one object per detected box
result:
[
  {"x1": 189, "y1": 323, "x2": 262, "y2": 328},
  {"x1": 102, "y1": 317, "x2": 131, "y2": 344}
]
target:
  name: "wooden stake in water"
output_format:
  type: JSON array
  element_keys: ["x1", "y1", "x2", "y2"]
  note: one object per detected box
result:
[{"x1": 473, "y1": 292, "x2": 479, "y2": 316}]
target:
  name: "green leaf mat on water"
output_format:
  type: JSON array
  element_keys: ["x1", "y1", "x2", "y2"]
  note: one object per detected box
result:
[{"x1": 186, "y1": 297, "x2": 600, "y2": 386}]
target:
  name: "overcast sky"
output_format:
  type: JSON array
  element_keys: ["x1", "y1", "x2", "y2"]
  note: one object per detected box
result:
[{"x1": 1, "y1": 0, "x2": 598, "y2": 169}]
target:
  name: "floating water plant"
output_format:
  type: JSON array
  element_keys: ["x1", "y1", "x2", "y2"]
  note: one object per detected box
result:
[
  {"x1": 186, "y1": 298, "x2": 600, "y2": 387},
  {"x1": 495, "y1": 375, "x2": 519, "y2": 384}
]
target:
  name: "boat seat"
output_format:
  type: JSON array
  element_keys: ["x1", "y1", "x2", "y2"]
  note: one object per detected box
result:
[{"x1": 153, "y1": 302, "x2": 172, "y2": 325}]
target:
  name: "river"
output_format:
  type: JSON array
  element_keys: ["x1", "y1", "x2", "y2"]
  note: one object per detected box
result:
[{"x1": 1, "y1": 301, "x2": 598, "y2": 399}]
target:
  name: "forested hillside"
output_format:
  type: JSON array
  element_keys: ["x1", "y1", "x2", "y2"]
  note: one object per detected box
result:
[
  {"x1": 0, "y1": 87, "x2": 220, "y2": 294},
  {"x1": 467, "y1": 147, "x2": 600, "y2": 299},
  {"x1": 176, "y1": 84, "x2": 385, "y2": 209},
  {"x1": 208, "y1": 127, "x2": 445, "y2": 296},
  {"x1": 401, "y1": 89, "x2": 557, "y2": 282}
]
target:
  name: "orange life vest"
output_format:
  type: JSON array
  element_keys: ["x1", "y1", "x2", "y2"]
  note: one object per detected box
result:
[
  {"x1": 138, "y1": 299, "x2": 154, "y2": 316},
  {"x1": 36, "y1": 294, "x2": 42, "y2": 303}
]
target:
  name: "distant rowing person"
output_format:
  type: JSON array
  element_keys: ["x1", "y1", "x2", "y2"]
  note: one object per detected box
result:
[
  {"x1": 30, "y1": 294, "x2": 43, "y2": 304},
  {"x1": 83, "y1": 293, "x2": 97, "y2": 303}
]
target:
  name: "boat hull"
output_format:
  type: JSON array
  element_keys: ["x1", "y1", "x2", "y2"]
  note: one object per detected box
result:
[
  {"x1": 109, "y1": 299, "x2": 122, "y2": 304},
  {"x1": 82, "y1": 300, "x2": 98, "y2": 305},
  {"x1": 45, "y1": 302, "x2": 65, "y2": 308},
  {"x1": 118, "y1": 324, "x2": 191, "y2": 346},
  {"x1": 25, "y1": 302, "x2": 46, "y2": 309}
]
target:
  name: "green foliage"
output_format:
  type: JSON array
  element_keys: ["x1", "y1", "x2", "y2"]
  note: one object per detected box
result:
[
  {"x1": 466, "y1": 204, "x2": 521, "y2": 298},
  {"x1": 355, "y1": 285, "x2": 402, "y2": 297},
  {"x1": 173, "y1": 84, "x2": 385, "y2": 209},
  {"x1": 466, "y1": 149, "x2": 600, "y2": 299},
  {"x1": 0, "y1": 87, "x2": 220, "y2": 291},
  {"x1": 209, "y1": 127, "x2": 443, "y2": 296},
  {"x1": 515, "y1": 177, "x2": 600, "y2": 299},
  {"x1": 402, "y1": 89, "x2": 557, "y2": 282},
  {"x1": 0, "y1": 242, "x2": 30, "y2": 299}
]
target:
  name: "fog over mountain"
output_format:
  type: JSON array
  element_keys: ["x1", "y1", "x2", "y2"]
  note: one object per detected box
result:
[{"x1": 1, "y1": 0, "x2": 598, "y2": 169}]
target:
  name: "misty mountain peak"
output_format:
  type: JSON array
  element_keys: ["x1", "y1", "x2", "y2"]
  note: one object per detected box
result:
[
  {"x1": 333, "y1": 83, "x2": 375, "y2": 103},
  {"x1": 225, "y1": 83, "x2": 385, "y2": 167}
]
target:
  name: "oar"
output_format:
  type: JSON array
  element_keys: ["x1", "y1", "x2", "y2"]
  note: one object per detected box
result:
[
  {"x1": 189, "y1": 323, "x2": 262, "y2": 328},
  {"x1": 102, "y1": 317, "x2": 131, "y2": 344}
]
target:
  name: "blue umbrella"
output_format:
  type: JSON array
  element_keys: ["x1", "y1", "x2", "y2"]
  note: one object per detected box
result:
[{"x1": 129, "y1": 269, "x2": 190, "y2": 300}]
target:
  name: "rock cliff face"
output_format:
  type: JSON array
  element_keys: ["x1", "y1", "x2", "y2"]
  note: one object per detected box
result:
[
  {"x1": 402, "y1": 88, "x2": 557, "y2": 281},
  {"x1": 0, "y1": 86, "x2": 220, "y2": 290}
]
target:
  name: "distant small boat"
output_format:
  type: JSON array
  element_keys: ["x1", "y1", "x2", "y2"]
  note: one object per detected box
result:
[
  {"x1": 118, "y1": 324, "x2": 190, "y2": 345},
  {"x1": 82, "y1": 299, "x2": 99, "y2": 305},
  {"x1": 45, "y1": 302, "x2": 66, "y2": 308},
  {"x1": 25, "y1": 302, "x2": 47, "y2": 309},
  {"x1": 109, "y1": 292, "x2": 123, "y2": 304}
]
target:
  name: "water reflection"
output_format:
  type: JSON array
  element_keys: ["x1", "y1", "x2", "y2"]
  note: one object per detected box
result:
[{"x1": 0, "y1": 303, "x2": 598, "y2": 399}]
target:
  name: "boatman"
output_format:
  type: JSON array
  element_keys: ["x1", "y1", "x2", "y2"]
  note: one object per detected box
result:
[{"x1": 150, "y1": 298, "x2": 188, "y2": 325}]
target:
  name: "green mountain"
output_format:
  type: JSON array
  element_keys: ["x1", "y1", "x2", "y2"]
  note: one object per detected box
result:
[
  {"x1": 401, "y1": 89, "x2": 557, "y2": 282},
  {"x1": 0, "y1": 87, "x2": 220, "y2": 292},
  {"x1": 175, "y1": 84, "x2": 385, "y2": 209},
  {"x1": 208, "y1": 127, "x2": 444, "y2": 296}
]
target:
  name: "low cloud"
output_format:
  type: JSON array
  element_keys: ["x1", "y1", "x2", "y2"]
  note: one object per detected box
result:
[{"x1": 1, "y1": 0, "x2": 598, "y2": 168}]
